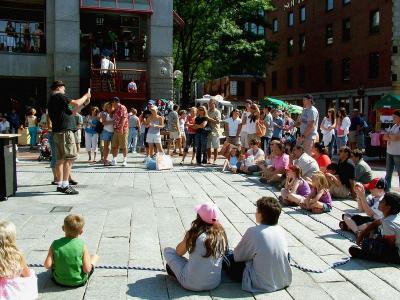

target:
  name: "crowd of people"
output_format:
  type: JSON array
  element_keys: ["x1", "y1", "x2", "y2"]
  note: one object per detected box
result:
[{"x1": 1, "y1": 83, "x2": 400, "y2": 298}]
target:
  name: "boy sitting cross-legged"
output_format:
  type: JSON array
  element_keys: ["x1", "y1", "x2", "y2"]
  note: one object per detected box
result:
[
  {"x1": 44, "y1": 214, "x2": 99, "y2": 287},
  {"x1": 340, "y1": 178, "x2": 386, "y2": 235},
  {"x1": 222, "y1": 197, "x2": 292, "y2": 292},
  {"x1": 349, "y1": 192, "x2": 400, "y2": 263}
]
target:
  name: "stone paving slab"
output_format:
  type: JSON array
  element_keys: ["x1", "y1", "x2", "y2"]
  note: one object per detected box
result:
[{"x1": 1, "y1": 152, "x2": 399, "y2": 299}]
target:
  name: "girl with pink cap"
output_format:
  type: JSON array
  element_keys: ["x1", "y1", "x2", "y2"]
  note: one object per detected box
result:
[{"x1": 163, "y1": 202, "x2": 228, "y2": 291}]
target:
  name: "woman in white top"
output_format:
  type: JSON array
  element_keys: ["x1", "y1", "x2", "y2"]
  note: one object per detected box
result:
[
  {"x1": 383, "y1": 110, "x2": 400, "y2": 190},
  {"x1": 245, "y1": 104, "x2": 261, "y2": 146},
  {"x1": 320, "y1": 108, "x2": 336, "y2": 157},
  {"x1": 145, "y1": 106, "x2": 164, "y2": 157},
  {"x1": 336, "y1": 107, "x2": 351, "y2": 152},
  {"x1": 100, "y1": 102, "x2": 114, "y2": 165}
]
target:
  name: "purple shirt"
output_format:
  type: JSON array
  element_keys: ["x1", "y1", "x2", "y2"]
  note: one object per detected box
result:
[
  {"x1": 311, "y1": 187, "x2": 332, "y2": 208},
  {"x1": 296, "y1": 179, "x2": 311, "y2": 197}
]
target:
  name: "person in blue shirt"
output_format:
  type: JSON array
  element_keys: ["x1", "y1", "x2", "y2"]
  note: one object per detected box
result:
[{"x1": 272, "y1": 110, "x2": 284, "y2": 142}]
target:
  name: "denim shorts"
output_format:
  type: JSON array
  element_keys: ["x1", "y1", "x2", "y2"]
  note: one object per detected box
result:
[{"x1": 101, "y1": 130, "x2": 113, "y2": 142}]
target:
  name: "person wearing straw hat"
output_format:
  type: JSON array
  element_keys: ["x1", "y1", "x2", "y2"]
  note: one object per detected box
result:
[{"x1": 48, "y1": 81, "x2": 91, "y2": 195}]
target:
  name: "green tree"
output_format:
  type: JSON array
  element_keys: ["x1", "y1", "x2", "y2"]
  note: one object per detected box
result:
[{"x1": 174, "y1": 0, "x2": 277, "y2": 107}]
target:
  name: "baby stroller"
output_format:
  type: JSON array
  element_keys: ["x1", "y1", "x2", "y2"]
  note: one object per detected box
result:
[{"x1": 38, "y1": 130, "x2": 51, "y2": 161}]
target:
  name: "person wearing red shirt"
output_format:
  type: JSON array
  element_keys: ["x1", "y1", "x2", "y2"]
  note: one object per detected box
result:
[
  {"x1": 312, "y1": 142, "x2": 331, "y2": 172},
  {"x1": 181, "y1": 107, "x2": 197, "y2": 165}
]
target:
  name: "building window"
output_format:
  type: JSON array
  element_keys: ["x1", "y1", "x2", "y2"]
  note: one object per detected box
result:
[
  {"x1": 299, "y1": 65, "x2": 305, "y2": 88},
  {"x1": 287, "y1": 38, "x2": 294, "y2": 56},
  {"x1": 342, "y1": 58, "x2": 351, "y2": 81},
  {"x1": 299, "y1": 33, "x2": 306, "y2": 53},
  {"x1": 272, "y1": 19, "x2": 278, "y2": 33},
  {"x1": 300, "y1": 6, "x2": 306, "y2": 23},
  {"x1": 251, "y1": 82, "x2": 259, "y2": 97},
  {"x1": 342, "y1": 18, "x2": 351, "y2": 42},
  {"x1": 272, "y1": 71, "x2": 277, "y2": 90},
  {"x1": 393, "y1": 74, "x2": 398, "y2": 82},
  {"x1": 369, "y1": 52, "x2": 380, "y2": 79},
  {"x1": 326, "y1": 0, "x2": 334, "y2": 11},
  {"x1": 287, "y1": 68, "x2": 293, "y2": 89},
  {"x1": 288, "y1": 12, "x2": 294, "y2": 27},
  {"x1": 325, "y1": 60, "x2": 333, "y2": 86},
  {"x1": 343, "y1": 0, "x2": 351, "y2": 5},
  {"x1": 370, "y1": 10, "x2": 380, "y2": 34},
  {"x1": 326, "y1": 24, "x2": 333, "y2": 45}
]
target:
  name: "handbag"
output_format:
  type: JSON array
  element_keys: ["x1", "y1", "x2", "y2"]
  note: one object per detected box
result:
[
  {"x1": 155, "y1": 153, "x2": 173, "y2": 170},
  {"x1": 256, "y1": 119, "x2": 266, "y2": 137}
]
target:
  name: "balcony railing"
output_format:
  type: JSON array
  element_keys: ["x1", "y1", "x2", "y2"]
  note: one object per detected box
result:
[
  {"x1": 0, "y1": 31, "x2": 45, "y2": 54},
  {"x1": 90, "y1": 68, "x2": 147, "y2": 99}
]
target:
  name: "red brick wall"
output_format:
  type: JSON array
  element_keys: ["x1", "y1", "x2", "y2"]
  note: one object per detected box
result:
[{"x1": 265, "y1": 0, "x2": 393, "y2": 96}]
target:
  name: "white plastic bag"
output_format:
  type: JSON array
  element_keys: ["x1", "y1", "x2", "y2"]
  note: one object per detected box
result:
[{"x1": 156, "y1": 153, "x2": 173, "y2": 170}]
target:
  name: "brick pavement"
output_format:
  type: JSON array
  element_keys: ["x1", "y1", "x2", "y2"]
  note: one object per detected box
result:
[{"x1": 0, "y1": 152, "x2": 399, "y2": 299}]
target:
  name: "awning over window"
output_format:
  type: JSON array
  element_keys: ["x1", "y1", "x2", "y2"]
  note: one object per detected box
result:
[{"x1": 80, "y1": 0, "x2": 153, "y2": 14}]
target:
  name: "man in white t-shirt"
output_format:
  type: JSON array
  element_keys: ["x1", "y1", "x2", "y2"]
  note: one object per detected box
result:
[
  {"x1": 238, "y1": 99, "x2": 253, "y2": 152},
  {"x1": 127, "y1": 79, "x2": 137, "y2": 93},
  {"x1": 224, "y1": 109, "x2": 241, "y2": 146},
  {"x1": 100, "y1": 55, "x2": 114, "y2": 91},
  {"x1": 383, "y1": 110, "x2": 400, "y2": 191}
]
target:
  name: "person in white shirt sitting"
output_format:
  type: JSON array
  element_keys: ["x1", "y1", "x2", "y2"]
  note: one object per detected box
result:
[{"x1": 127, "y1": 79, "x2": 137, "y2": 93}]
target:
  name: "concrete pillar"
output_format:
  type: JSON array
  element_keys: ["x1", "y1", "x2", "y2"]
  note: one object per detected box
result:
[
  {"x1": 148, "y1": 0, "x2": 173, "y2": 100},
  {"x1": 50, "y1": 0, "x2": 80, "y2": 99}
]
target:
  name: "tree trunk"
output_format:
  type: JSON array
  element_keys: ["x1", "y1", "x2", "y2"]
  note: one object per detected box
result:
[{"x1": 181, "y1": 68, "x2": 191, "y2": 109}]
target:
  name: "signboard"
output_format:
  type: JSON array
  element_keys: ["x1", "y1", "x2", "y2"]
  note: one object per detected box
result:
[
  {"x1": 230, "y1": 81, "x2": 237, "y2": 96},
  {"x1": 284, "y1": 0, "x2": 305, "y2": 10}
]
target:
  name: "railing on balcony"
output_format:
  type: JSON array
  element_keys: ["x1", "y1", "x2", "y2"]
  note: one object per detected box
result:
[
  {"x1": 90, "y1": 68, "x2": 147, "y2": 100},
  {"x1": 0, "y1": 20, "x2": 45, "y2": 54}
]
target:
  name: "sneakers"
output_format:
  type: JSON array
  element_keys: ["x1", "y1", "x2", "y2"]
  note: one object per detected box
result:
[
  {"x1": 69, "y1": 179, "x2": 78, "y2": 185},
  {"x1": 122, "y1": 160, "x2": 127, "y2": 167},
  {"x1": 57, "y1": 186, "x2": 79, "y2": 195},
  {"x1": 111, "y1": 159, "x2": 117, "y2": 166}
]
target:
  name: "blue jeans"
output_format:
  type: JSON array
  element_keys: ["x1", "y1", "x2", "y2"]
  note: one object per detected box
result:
[
  {"x1": 385, "y1": 153, "x2": 400, "y2": 190},
  {"x1": 28, "y1": 126, "x2": 37, "y2": 146},
  {"x1": 128, "y1": 128, "x2": 138, "y2": 151},
  {"x1": 327, "y1": 134, "x2": 335, "y2": 158},
  {"x1": 336, "y1": 135, "x2": 348, "y2": 152},
  {"x1": 195, "y1": 132, "x2": 208, "y2": 164}
]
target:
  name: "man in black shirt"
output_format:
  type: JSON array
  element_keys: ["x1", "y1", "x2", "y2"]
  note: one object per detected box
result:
[
  {"x1": 48, "y1": 81, "x2": 90, "y2": 194},
  {"x1": 326, "y1": 146, "x2": 356, "y2": 199}
]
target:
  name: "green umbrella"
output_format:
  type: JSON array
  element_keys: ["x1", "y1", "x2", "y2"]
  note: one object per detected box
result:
[
  {"x1": 288, "y1": 104, "x2": 303, "y2": 114},
  {"x1": 261, "y1": 97, "x2": 289, "y2": 109},
  {"x1": 373, "y1": 94, "x2": 400, "y2": 109}
]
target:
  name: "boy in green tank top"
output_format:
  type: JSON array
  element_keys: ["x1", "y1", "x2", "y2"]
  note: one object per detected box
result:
[{"x1": 43, "y1": 214, "x2": 99, "y2": 287}]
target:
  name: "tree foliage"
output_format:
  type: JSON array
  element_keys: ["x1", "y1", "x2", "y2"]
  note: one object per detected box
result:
[{"x1": 174, "y1": 0, "x2": 278, "y2": 107}]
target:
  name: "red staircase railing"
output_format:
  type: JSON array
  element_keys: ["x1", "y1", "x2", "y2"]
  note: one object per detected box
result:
[{"x1": 90, "y1": 68, "x2": 147, "y2": 101}]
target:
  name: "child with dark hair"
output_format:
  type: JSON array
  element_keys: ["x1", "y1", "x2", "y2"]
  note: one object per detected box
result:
[
  {"x1": 340, "y1": 178, "x2": 386, "y2": 235},
  {"x1": 349, "y1": 192, "x2": 400, "y2": 263},
  {"x1": 163, "y1": 203, "x2": 228, "y2": 291},
  {"x1": 222, "y1": 197, "x2": 292, "y2": 292}
]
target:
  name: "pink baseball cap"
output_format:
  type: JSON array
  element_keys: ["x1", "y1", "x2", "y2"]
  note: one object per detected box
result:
[{"x1": 195, "y1": 202, "x2": 220, "y2": 224}]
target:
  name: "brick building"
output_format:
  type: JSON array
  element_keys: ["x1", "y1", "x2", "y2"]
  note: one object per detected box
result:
[{"x1": 265, "y1": 0, "x2": 400, "y2": 121}]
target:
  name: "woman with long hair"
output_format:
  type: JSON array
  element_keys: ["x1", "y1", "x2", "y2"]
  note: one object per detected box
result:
[
  {"x1": 312, "y1": 142, "x2": 331, "y2": 172},
  {"x1": 245, "y1": 104, "x2": 261, "y2": 150},
  {"x1": 320, "y1": 108, "x2": 336, "y2": 157},
  {"x1": 100, "y1": 102, "x2": 114, "y2": 165},
  {"x1": 336, "y1": 107, "x2": 351, "y2": 152},
  {"x1": 25, "y1": 108, "x2": 37, "y2": 149},
  {"x1": 181, "y1": 107, "x2": 197, "y2": 165},
  {"x1": 193, "y1": 106, "x2": 209, "y2": 165},
  {"x1": 84, "y1": 106, "x2": 100, "y2": 162},
  {"x1": 163, "y1": 202, "x2": 228, "y2": 291}
]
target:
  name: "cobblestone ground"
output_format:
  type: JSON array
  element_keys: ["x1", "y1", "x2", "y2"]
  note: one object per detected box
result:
[{"x1": 1, "y1": 150, "x2": 399, "y2": 299}]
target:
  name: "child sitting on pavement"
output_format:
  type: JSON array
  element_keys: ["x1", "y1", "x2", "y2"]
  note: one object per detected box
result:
[
  {"x1": 239, "y1": 139, "x2": 265, "y2": 174},
  {"x1": 0, "y1": 220, "x2": 38, "y2": 300},
  {"x1": 340, "y1": 178, "x2": 386, "y2": 235},
  {"x1": 280, "y1": 165, "x2": 311, "y2": 206},
  {"x1": 222, "y1": 197, "x2": 292, "y2": 292},
  {"x1": 299, "y1": 172, "x2": 332, "y2": 213},
  {"x1": 222, "y1": 147, "x2": 241, "y2": 173},
  {"x1": 163, "y1": 202, "x2": 228, "y2": 291},
  {"x1": 349, "y1": 192, "x2": 400, "y2": 263},
  {"x1": 44, "y1": 214, "x2": 99, "y2": 287}
]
